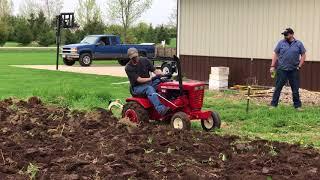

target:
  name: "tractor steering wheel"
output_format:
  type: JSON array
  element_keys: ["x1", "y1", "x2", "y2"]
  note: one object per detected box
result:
[
  {"x1": 151, "y1": 75, "x2": 162, "y2": 81},
  {"x1": 151, "y1": 74, "x2": 173, "y2": 82}
]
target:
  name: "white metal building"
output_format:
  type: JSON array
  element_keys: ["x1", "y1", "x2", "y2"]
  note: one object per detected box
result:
[{"x1": 177, "y1": 0, "x2": 320, "y2": 90}]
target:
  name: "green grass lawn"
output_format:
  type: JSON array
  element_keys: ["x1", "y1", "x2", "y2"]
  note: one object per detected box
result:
[
  {"x1": 199, "y1": 91, "x2": 320, "y2": 147},
  {"x1": 3, "y1": 41, "x2": 48, "y2": 47},
  {"x1": 0, "y1": 49, "x2": 119, "y2": 65},
  {"x1": 1, "y1": 49, "x2": 320, "y2": 148},
  {"x1": 0, "y1": 50, "x2": 128, "y2": 109},
  {"x1": 3, "y1": 42, "x2": 21, "y2": 47}
]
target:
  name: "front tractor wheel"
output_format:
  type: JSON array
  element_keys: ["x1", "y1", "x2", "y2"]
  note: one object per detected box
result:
[
  {"x1": 170, "y1": 112, "x2": 191, "y2": 131},
  {"x1": 201, "y1": 112, "x2": 221, "y2": 131},
  {"x1": 63, "y1": 58, "x2": 76, "y2": 66},
  {"x1": 122, "y1": 102, "x2": 149, "y2": 124},
  {"x1": 79, "y1": 53, "x2": 92, "y2": 67}
]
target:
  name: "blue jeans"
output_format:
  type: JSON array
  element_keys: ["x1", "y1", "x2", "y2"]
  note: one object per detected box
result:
[
  {"x1": 133, "y1": 79, "x2": 167, "y2": 114},
  {"x1": 271, "y1": 69, "x2": 302, "y2": 108}
]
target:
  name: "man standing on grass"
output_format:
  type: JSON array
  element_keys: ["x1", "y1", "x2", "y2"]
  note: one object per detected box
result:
[
  {"x1": 125, "y1": 48, "x2": 170, "y2": 116},
  {"x1": 270, "y1": 28, "x2": 307, "y2": 111}
]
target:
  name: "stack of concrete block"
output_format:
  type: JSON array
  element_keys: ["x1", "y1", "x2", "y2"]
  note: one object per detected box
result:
[{"x1": 209, "y1": 67, "x2": 229, "y2": 90}]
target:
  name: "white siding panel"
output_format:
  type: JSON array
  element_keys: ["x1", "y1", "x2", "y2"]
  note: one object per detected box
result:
[
  {"x1": 179, "y1": 0, "x2": 320, "y2": 61},
  {"x1": 315, "y1": 0, "x2": 320, "y2": 60}
]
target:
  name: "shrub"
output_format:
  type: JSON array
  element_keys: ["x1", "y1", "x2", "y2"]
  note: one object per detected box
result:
[
  {"x1": 38, "y1": 30, "x2": 56, "y2": 47},
  {"x1": 15, "y1": 19, "x2": 33, "y2": 45}
]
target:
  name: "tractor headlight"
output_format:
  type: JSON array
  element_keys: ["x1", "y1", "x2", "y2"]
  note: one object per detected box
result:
[{"x1": 195, "y1": 86, "x2": 204, "y2": 91}]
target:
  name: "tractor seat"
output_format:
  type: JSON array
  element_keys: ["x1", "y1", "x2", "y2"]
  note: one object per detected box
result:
[{"x1": 130, "y1": 86, "x2": 147, "y2": 98}]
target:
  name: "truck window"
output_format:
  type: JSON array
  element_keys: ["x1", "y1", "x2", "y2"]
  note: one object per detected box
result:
[
  {"x1": 110, "y1": 37, "x2": 117, "y2": 45},
  {"x1": 99, "y1": 37, "x2": 110, "y2": 46}
]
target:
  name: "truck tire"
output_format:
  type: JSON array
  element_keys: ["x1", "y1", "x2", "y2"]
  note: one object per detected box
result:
[
  {"x1": 161, "y1": 63, "x2": 173, "y2": 75},
  {"x1": 79, "y1": 53, "x2": 92, "y2": 67},
  {"x1": 63, "y1": 58, "x2": 76, "y2": 66},
  {"x1": 118, "y1": 59, "x2": 130, "y2": 66}
]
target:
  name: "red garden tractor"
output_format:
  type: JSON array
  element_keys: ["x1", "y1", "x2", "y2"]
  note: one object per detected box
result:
[{"x1": 121, "y1": 56, "x2": 221, "y2": 131}]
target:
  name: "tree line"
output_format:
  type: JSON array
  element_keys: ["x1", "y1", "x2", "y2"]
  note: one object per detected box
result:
[{"x1": 0, "y1": 0, "x2": 177, "y2": 47}]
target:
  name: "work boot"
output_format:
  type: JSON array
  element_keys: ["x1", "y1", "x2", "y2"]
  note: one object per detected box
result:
[
  {"x1": 160, "y1": 107, "x2": 171, "y2": 116},
  {"x1": 295, "y1": 107, "x2": 304, "y2": 112},
  {"x1": 269, "y1": 106, "x2": 276, "y2": 110}
]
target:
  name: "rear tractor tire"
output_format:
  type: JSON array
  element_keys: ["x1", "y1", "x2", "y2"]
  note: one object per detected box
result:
[
  {"x1": 201, "y1": 112, "x2": 221, "y2": 131},
  {"x1": 122, "y1": 101, "x2": 149, "y2": 124},
  {"x1": 63, "y1": 58, "x2": 76, "y2": 66},
  {"x1": 161, "y1": 63, "x2": 173, "y2": 75},
  {"x1": 170, "y1": 112, "x2": 191, "y2": 131}
]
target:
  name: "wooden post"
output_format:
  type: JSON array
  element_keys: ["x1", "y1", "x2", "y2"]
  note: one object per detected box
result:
[{"x1": 246, "y1": 86, "x2": 251, "y2": 113}]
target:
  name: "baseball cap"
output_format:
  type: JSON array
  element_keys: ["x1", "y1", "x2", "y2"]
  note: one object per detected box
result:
[
  {"x1": 127, "y1": 48, "x2": 139, "y2": 59},
  {"x1": 281, "y1": 28, "x2": 294, "y2": 36}
]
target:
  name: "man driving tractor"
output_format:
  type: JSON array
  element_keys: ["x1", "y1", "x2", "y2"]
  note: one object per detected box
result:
[{"x1": 125, "y1": 48, "x2": 170, "y2": 116}]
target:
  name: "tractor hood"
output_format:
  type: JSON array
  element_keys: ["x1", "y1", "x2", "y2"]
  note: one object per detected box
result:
[{"x1": 159, "y1": 81, "x2": 205, "y2": 91}]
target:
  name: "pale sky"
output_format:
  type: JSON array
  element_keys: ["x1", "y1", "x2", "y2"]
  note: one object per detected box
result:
[{"x1": 12, "y1": 0, "x2": 177, "y2": 25}]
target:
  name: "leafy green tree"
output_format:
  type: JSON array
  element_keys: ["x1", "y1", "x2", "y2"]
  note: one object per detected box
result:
[
  {"x1": 15, "y1": 18, "x2": 33, "y2": 45},
  {"x1": 167, "y1": 27, "x2": 177, "y2": 38},
  {"x1": 27, "y1": 11, "x2": 50, "y2": 41},
  {"x1": 26, "y1": 11, "x2": 53, "y2": 44},
  {"x1": 132, "y1": 22, "x2": 149, "y2": 43},
  {"x1": 155, "y1": 25, "x2": 170, "y2": 44},
  {"x1": 63, "y1": 29, "x2": 79, "y2": 44},
  {"x1": 145, "y1": 24, "x2": 156, "y2": 43},
  {"x1": 0, "y1": 21, "x2": 9, "y2": 46},
  {"x1": 6, "y1": 16, "x2": 18, "y2": 41},
  {"x1": 124, "y1": 30, "x2": 137, "y2": 44},
  {"x1": 35, "y1": 11, "x2": 50, "y2": 40},
  {"x1": 27, "y1": 13, "x2": 37, "y2": 40},
  {"x1": 82, "y1": 20, "x2": 105, "y2": 36},
  {"x1": 105, "y1": 24, "x2": 123, "y2": 37}
]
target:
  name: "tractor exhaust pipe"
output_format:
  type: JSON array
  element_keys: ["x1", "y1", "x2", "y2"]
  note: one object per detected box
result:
[{"x1": 174, "y1": 55, "x2": 183, "y2": 96}]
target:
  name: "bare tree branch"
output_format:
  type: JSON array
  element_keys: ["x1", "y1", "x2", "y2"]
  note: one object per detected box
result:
[
  {"x1": 18, "y1": 0, "x2": 62, "y2": 21},
  {"x1": 107, "y1": 0, "x2": 152, "y2": 42},
  {"x1": 76, "y1": 0, "x2": 102, "y2": 26},
  {"x1": 18, "y1": 0, "x2": 41, "y2": 17},
  {"x1": 0, "y1": 0, "x2": 12, "y2": 20},
  {"x1": 168, "y1": 7, "x2": 177, "y2": 28},
  {"x1": 41, "y1": 0, "x2": 64, "y2": 20}
]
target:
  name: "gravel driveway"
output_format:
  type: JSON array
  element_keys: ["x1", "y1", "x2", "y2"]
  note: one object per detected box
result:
[{"x1": 12, "y1": 65, "x2": 127, "y2": 77}]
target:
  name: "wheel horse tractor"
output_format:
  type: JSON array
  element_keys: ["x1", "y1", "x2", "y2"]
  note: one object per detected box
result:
[{"x1": 121, "y1": 56, "x2": 221, "y2": 131}]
